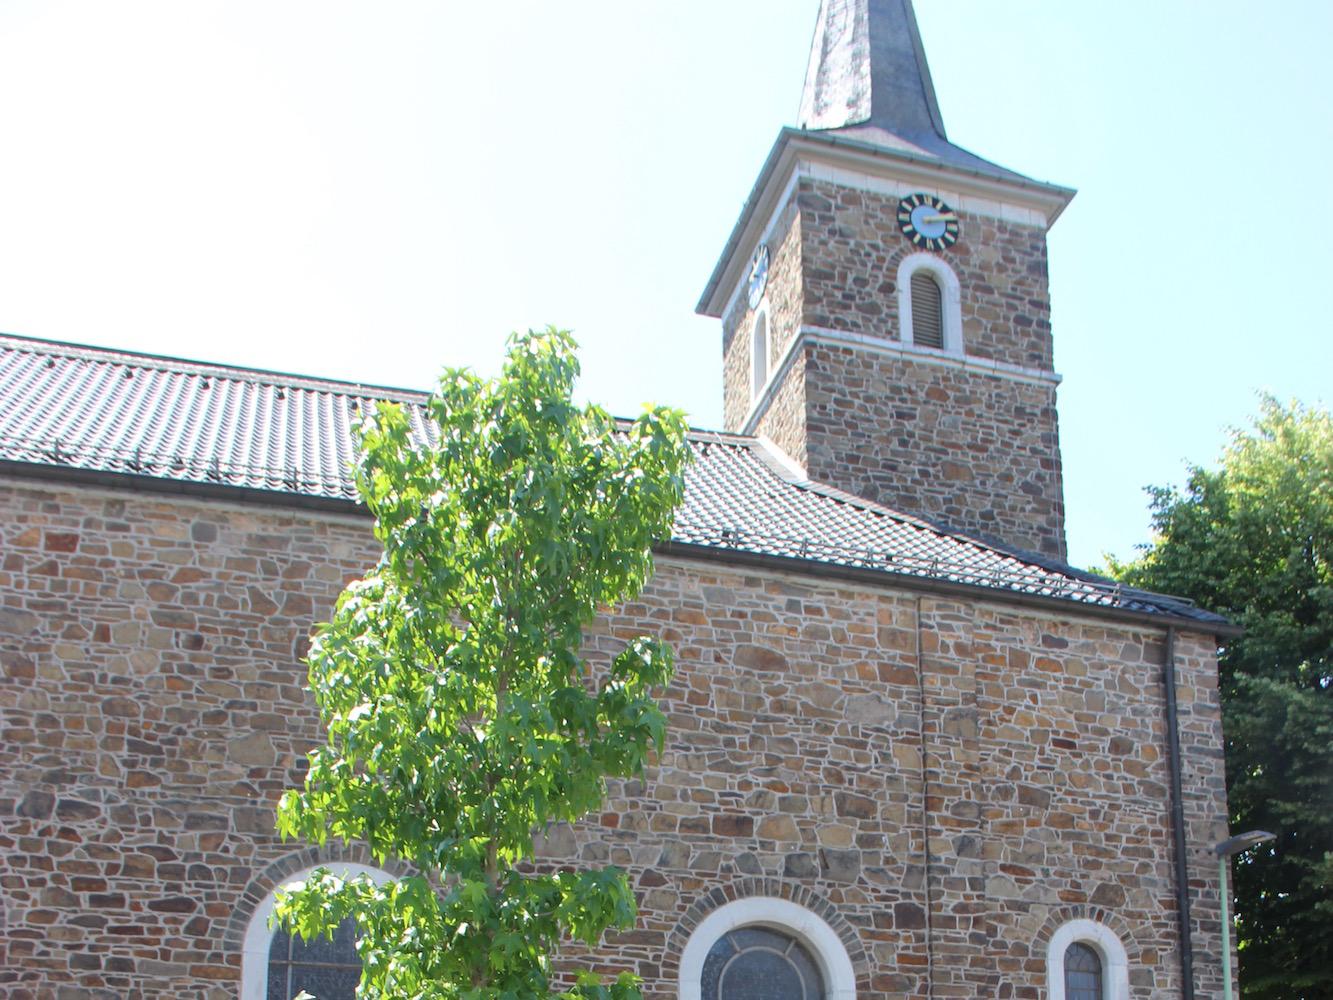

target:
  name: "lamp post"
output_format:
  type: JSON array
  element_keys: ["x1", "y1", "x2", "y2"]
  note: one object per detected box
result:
[{"x1": 1214, "y1": 830, "x2": 1275, "y2": 1000}]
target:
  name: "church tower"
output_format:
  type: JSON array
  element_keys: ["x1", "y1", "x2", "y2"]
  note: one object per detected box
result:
[{"x1": 699, "y1": 0, "x2": 1076, "y2": 560}]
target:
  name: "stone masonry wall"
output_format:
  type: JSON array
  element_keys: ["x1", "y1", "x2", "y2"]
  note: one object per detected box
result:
[
  {"x1": 716, "y1": 175, "x2": 1065, "y2": 557},
  {"x1": 1, "y1": 479, "x2": 1224, "y2": 998},
  {"x1": 803, "y1": 341, "x2": 1066, "y2": 559},
  {"x1": 796, "y1": 178, "x2": 1054, "y2": 371},
  {"x1": 722, "y1": 199, "x2": 803, "y2": 435}
]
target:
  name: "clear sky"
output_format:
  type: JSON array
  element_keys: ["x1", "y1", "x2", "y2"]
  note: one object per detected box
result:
[{"x1": 0, "y1": 1, "x2": 1328, "y2": 568}]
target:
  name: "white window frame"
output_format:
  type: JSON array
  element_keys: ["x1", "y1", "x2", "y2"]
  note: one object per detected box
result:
[
  {"x1": 896, "y1": 252, "x2": 963, "y2": 355},
  {"x1": 240, "y1": 862, "x2": 392, "y2": 1000},
  {"x1": 750, "y1": 299, "x2": 771, "y2": 402},
  {"x1": 1046, "y1": 918, "x2": 1131, "y2": 1000},
  {"x1": 678, "y1": 896, "x2": 855, "y2": 1000}
]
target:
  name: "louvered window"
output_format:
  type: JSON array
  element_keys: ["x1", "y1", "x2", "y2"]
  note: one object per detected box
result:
[
  {"x1": 1064, "y1": 942, "x2": 1102, "y2": 1000},
  {"x1": 910, "y1": 270, "x2": 944, "y2": 349}
]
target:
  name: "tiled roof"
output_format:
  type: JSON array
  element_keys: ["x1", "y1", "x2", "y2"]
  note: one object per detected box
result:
[{"x1": 0, "y1": 333, "x2": 1227, "y2": 627}]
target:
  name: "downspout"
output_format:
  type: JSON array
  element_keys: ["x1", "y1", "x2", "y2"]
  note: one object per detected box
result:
[
  {"x1": 1163, "y1": 626, "x2": 1195, "y2": 999},
  {"x1": 914, "y1": 597, "x2": 936, "y2": 999}
]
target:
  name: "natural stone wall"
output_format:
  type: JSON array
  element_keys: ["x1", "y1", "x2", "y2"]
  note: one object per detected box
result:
[
  {"x1": 716, "y1": 175, "x2": 1065, "y2": 557},
  {"x1": 0, "y1": 479, "x2": 1225, "y2": 999},
  {"x1": 752, "y1": 349, "x2": 809, "y2": 471},
  {"x1": 803, "y1": 341, "x2": 1066, "y2": 559},
  {"x1": 795, "y1": 178, "x2": 1053, "y2": 371},
  {"x1": 722, "y1": 200, "x2": 803, "y2": 434}
]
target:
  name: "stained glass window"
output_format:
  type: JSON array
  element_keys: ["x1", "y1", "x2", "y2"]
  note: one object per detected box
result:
[
  {"x1": 1064, "y1": 941, "x2": 1102, "y2": 1000},
  {"x1": 701, "y1": 926, "x2": 826, "y2": 1000},
  {"x1": 266, "y1": 916, "x2": 361, "y2": 1000}
]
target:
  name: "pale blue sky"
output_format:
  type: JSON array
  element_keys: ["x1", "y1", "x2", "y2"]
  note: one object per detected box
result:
[{"x1": 0, "y1": 1, "x2": 1328, "y2": 568}]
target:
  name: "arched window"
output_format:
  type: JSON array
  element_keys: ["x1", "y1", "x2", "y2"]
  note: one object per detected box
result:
[
  {"x1": 679, "y1": 896, "x2": 856, "y2": 1000},
  {"x1": 909, "y1": 270, "x2": 944, "y2": 349},
  {"x1": 1064, "y1": 941, "x2": 1102, "y2": 1000},
  {"x1": 751, "y1": 303, "x2": 770, "y2": 401},
  {"x1": 896, "y1": 253, "x2": 962, "y2": 354},
  {"x1": 1046, "y1": 918, "x2": 1130, "y2": 1000},
  {"x1": 702, "y1": 926, "x2": 826, "y2": 1000},
  {"x1": 267, "y1": 915, "x2": 360, "y2": 1000},
  {"x1": 241, "y1": 863, "x2": 393, "y2": 1000}
]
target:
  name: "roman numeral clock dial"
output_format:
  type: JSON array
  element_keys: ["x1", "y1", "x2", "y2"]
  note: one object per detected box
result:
[{"x1": 896, "y1": 193, "x2": 960, "y2": 251}]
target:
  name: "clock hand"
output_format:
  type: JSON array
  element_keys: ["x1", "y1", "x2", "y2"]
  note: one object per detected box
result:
[{"x1": 922, "y1": 214, "x2": 957, "y2": 223}]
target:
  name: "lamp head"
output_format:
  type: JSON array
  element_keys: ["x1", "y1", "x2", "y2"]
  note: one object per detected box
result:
[{"x1": 1215, "y1": 830, "x2": 1276, "y2": 857}]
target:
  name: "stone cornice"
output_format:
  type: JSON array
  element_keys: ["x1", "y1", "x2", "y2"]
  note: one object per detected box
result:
[
  {"x1": 698, "y1": 127, "x2": 1075, "y2": 319},
  {"x1": 740, "y1": 325, "x2": 1061, "y2": 437}
]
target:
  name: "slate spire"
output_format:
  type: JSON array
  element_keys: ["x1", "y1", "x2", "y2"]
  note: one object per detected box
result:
[
  {"x1": 798, "y1": 0, "x2": 946, "y2": 141},
  {"x1": 797, "y1": 0, "x2": 1041, "y2": 182}
]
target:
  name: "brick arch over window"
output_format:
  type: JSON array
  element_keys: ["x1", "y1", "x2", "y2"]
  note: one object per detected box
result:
[
  {"x1": 1035, "y1": 906, "x2": 1138, "y2": 1000},
  {"x1": 224, "y1": 844, "x2": 412, "y2": 996},
  {"x1": 664, "y1": 878, "x2": 868, "y2": 999}
]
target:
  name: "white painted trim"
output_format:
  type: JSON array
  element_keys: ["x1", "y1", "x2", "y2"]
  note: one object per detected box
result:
[
  {"x1": 739, "y1": 324, "x2": 1060, "y2": 436},
  {"x1": 240, "y1": 862, "x2": 393, "y2": 1000},
  {"x1": 750, "y1": 299, "x2": 771, "y2": 403},
  {"x1": 1046, "y1": 919, "x2": 1131, "y2": 1000},
  {"x1": 896, "y1": 253, "x2": 963, "y2": 355},
  {"x1": 755, "y1": 434, "x2": 808, "y2": 482},
  {"x1": 678, "y1": 896, "x2": 856, "y2": 1000},
  {"x1": 802, "y1": 158, "x2": 1048, "y2": 228}
]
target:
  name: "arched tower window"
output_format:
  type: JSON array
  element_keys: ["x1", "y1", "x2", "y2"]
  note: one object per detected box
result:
[
  {"x1": 751, "y1": 303, "x2": 770, "y2": 401},
  {"x1": 896, "y1": 253, "x2": 962, "y2": 354},
  {"x1": 909, "y1": 270, "x2": 944, "y2": 349},
  {"x1": 241, "y1": 863, "x2": 393, "y2": 1000}
]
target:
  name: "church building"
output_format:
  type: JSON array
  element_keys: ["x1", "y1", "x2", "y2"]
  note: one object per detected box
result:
[{"x1": 1, "y1": 1, "x2": 1235, "y2": 997}]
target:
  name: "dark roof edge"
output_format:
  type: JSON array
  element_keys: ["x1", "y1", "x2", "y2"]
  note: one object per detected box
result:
[
  {"x1": 657, "y1": 540, "x2": 1241, "y2": 639},
  {"x1": 0, "y1": 459, "x2": 369, "y2": 519},
  {"x1": 0, "y1": 461, "x2": 1237, "y2": 638}
]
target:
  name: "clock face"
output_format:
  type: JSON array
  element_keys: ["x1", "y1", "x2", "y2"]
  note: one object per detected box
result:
[
  {"x1": 746, "y1": 244, "x2": 770, "y2": 310},
  {"x1": 897, "y1": 193, "x2": 960, "y2": 251}
]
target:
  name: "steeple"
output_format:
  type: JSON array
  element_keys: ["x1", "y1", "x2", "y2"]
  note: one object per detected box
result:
[
  {"x1": 798, "y1": 0, "x2": 945, "y2": 141},
  {"x1": 700, "y1": 0, "x2": 1077, "y2": 559},
  {"x1": 797, "y1": 0, "x2": 1033, "y2": 184}
]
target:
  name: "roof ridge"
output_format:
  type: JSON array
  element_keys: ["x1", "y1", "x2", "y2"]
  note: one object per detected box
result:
[{"x1": 0, "y1": 332, "x2": 432, "y2": 403}]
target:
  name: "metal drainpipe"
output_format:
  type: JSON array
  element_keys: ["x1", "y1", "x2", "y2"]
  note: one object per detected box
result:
[
  {"x1": 914, "y1": 596, "x2": 936, "y2": 999},
  {"x1": 1163, "y1": 626, "x2": 1195, "y2": 999}
]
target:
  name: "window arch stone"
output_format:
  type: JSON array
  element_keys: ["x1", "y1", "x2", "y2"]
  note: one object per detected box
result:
[
  {"x1": 679, "y1": 896, "x2": 856, "y2": 1000},
  {"x1": 896, "y1": 252, "x2": 962, "y2": 355},
  {"x1": 1046, "y1": 918, "x2": 1130, "y2": 1000}
]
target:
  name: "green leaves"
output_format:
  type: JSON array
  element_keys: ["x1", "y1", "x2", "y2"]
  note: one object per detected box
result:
[
  {"x1": 274, "y1": 329, "x2": 691, "y2": 999},
  {"x1": 1110, "y1": 397, "x2": 1333, "y2": 998}
]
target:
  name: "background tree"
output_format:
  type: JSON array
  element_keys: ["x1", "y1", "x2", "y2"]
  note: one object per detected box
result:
[
  {"x1": 1110, "y1": 397, "x2": 1332, "y2": 999},
  {"x1": 273, "y1": 329, "x2": 691, "y2": 999}
]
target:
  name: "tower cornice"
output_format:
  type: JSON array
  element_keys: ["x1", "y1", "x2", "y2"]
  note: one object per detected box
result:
[{"x1": 697, "y1": 127, "x2": 1075, "y2": 319}]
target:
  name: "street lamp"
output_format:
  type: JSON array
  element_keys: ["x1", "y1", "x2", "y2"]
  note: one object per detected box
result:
[{"x1": 1215, "y1": 830, "x2": 1276, "y2": 1000}]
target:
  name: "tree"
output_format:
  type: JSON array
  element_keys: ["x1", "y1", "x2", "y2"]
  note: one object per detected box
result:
[
  {"x1": 272, "y1": 329, "x2": 691, "y2": 999},
  {"x1": 1110, "y1": 397, "x2": 1333, "y2": 999}
]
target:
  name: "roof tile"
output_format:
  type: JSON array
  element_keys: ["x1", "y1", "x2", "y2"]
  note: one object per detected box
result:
[{"x1": 0, "y1": 333, "x2": 1225, "y2": 626}]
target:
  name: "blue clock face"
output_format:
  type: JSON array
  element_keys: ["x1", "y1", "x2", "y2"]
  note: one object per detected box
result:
[
  {"x1": 897, "y1": 193, "x2": 960, "y2": 251},
  {"x1": 746, "y1": 245, "x2": 770, "y2": 310}
]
